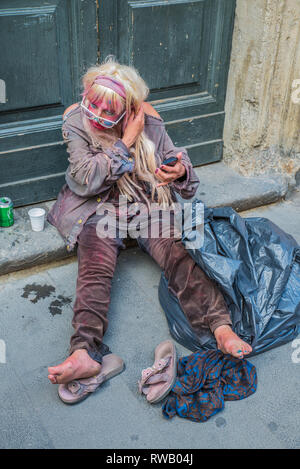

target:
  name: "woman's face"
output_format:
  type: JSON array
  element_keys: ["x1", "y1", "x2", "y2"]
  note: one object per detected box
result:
[{"x1": 87, "y1": 98, "x2": 125, "y2": 130}]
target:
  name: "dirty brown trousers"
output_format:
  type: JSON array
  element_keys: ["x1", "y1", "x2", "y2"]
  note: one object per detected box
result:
[{"x1": 70, "y1": 192, "x2": 232, "y2": 363}]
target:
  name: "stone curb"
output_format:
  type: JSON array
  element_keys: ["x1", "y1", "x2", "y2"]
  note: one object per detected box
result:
[{"x1": 0, "y1": 162, "x2": 293, "y2": 276}]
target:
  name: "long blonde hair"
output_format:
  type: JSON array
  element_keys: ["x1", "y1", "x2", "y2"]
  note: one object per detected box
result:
[{"x1": 81, "y1": 57, "x2": 173, "y2": 207}]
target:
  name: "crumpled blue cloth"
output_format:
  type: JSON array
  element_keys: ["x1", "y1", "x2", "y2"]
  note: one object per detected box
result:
[{"x1": 162, "y1": 350, "x2": 257, "y2": 422}]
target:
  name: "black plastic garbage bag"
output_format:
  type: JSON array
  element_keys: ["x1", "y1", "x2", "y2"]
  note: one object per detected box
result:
[{"x1": 159, "y1": 200, "x2": 300, "y2": 356}]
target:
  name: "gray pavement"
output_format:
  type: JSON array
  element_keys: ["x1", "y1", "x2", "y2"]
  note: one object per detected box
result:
[{"x1": 0, "y1": 191, "x2": 299, "y2": 449}]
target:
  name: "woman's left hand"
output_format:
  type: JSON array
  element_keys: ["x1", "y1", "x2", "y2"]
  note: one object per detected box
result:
[{"x1": 155, "y1": 152, "x2": 186, "y2": 187}]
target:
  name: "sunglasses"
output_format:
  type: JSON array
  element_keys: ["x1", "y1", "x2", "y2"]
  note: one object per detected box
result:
[{"x1": 80, "y1": 98, "x2": 126, "y2": 128}]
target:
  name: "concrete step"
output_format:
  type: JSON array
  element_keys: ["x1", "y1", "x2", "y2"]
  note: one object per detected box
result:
[
  {"x1": 239, "y1": 188, "x2": 300, "y2": 245},
  {"x1": 0, "y1": 162, "x2": 295, "y2": 276}
]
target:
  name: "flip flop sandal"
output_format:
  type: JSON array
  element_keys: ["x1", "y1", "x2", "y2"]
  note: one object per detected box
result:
[
  {"x1": 138, "y1": 340, "x2": 177, "y2": 404},
  {"x1": 58, "y1": 354, "x2": 124, "y2": 405},
  {"x1": 138, "y1": 357, "x2": 171, "y2": 394}
]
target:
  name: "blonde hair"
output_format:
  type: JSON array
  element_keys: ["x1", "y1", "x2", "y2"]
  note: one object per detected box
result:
[{"x1": 81, "y1": 57, "x2": 173, "y2": 207}]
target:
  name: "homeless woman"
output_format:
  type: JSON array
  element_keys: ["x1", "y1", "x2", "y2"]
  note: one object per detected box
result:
[{"x1": 47, "y1": 58, "x2": 252, "y2": 399}]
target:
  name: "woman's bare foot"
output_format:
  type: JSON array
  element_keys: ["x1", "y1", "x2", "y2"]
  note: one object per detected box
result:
[
  {"x1": 214, "y1": 325, "x2": 252, "y2": 359},
  {"x1": 48, "y1": 349, "x2": 101, "y2": 384}
]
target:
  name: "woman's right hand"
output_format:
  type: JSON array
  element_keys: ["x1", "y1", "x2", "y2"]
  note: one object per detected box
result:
[{"x1": 121, "y1": 105, "x2": 144, "y2": 148}]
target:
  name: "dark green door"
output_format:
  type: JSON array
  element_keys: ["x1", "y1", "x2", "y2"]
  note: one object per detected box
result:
[
  {"x1": 0, "y1": 0, "x2": 98, "y2": 206},
  {"x1": 0, "y1": 0, "x2": 235, "y2": 207},
  {"x1": 100, "y1": 0, "x2": 236, "y2": 167}
]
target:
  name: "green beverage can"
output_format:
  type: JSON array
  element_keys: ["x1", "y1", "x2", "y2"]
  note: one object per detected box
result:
[{"x1": 0, "y1": 197, "x2": 14, "y2": 227}]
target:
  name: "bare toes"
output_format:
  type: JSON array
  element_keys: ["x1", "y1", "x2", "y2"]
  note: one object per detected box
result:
[
  {"x1": 48, "y1": 366, "x2": 63, "y2": 375},
  {"x1": 232, "y1": 349, "x2": 244, "y2": 359},
  {"x1": 48, "y1": 362, "x2": 75, "y2": 384},
  {"x1": 55, "y1": 368, "x2": 76, "y2": 384},
  {"x1": 48, "y1": 374, "x2": 57, "y2": 384}
]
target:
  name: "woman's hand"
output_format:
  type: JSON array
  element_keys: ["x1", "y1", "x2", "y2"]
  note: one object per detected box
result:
[
  {"x1": 155, "y1": 152, "x2": 186, "y2": 187},
  {"x1": 121, "y1": 105, "x2": 144, "y2": 148}
]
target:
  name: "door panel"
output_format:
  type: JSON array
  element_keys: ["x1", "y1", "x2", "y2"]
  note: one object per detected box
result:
[
  {"x1": 0, "y1": 5, "x2": 62, "y2": 110},
  {"x1": 128, "y1": 1, "x2": 204, "y2": 90},
  {"x1": 99, "y1": 0, "x2": 236, "y2": 165},
  {"x1": 0, "y1": 0, "x2": 98, "y2": 206}
]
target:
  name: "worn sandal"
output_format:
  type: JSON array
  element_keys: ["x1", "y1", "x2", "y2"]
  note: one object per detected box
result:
[
  {"x1": 58, "y1": 353, "x2": 124, "y2": 404},
  {"x1": 138, "y1": 357, "x2": 170, "y2": 393},
  {"x1": 138, "y1": 340, "x2": 177, "y2": 404}
]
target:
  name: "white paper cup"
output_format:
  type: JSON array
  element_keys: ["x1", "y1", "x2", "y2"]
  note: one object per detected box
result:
[{"x1": 28, "y1": 208, "x2": 46, "y2": 232}]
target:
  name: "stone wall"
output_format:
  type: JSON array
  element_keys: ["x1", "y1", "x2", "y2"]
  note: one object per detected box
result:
[{"x1": 223, "y1": 0, "x2": 300, "y2": 180}]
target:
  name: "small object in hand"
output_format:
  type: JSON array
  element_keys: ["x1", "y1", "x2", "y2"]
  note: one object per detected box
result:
[
  {"x1": 164, "y1": 156, "x2": 178, "y2": 166},
  {"x1": 162, "y1": 156, "x2": 178, "y2": 167}
]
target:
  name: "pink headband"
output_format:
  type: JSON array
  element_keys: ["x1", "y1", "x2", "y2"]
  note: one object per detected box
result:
[
  {"x1": 85, "y1": 75, "x2": 127, "y2": 100},
  {"x1": 83, "y1": 75, "x2": 128, "y2": 135}
]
